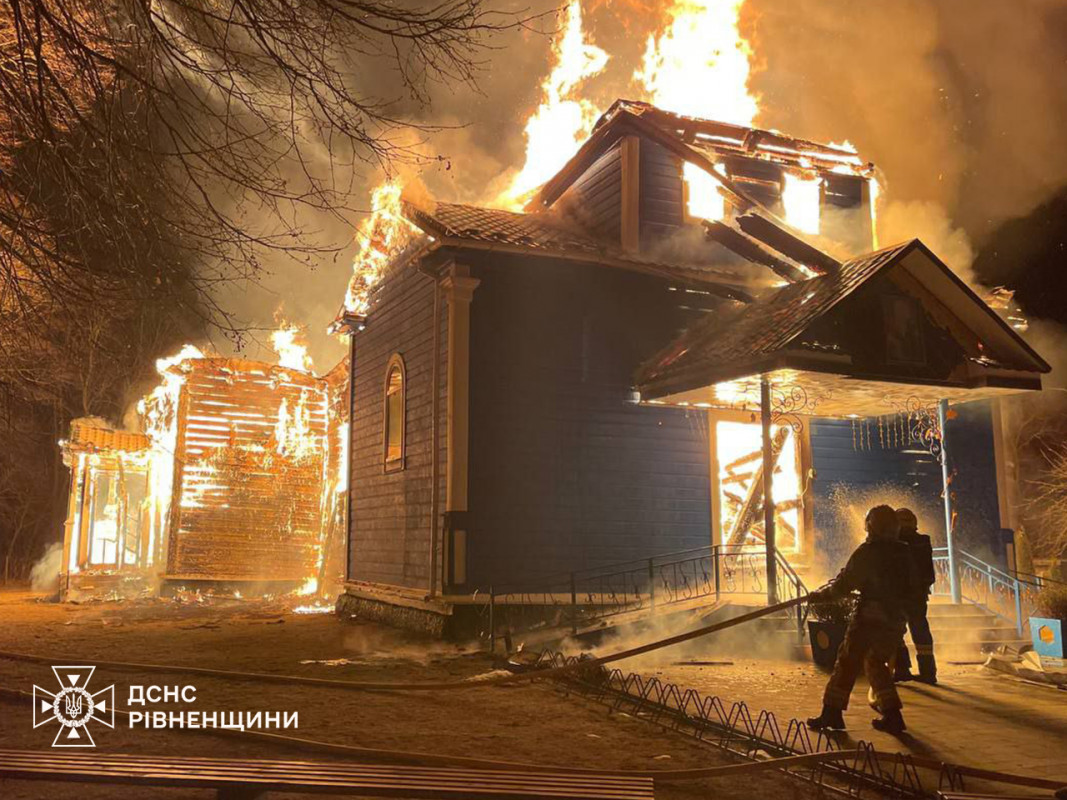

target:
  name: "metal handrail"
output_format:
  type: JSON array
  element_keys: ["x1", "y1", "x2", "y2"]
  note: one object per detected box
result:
[
  {"x1": 481, "y1": 543, "x2": 809, "y2": 643},
  {"x1": 484, "y1": 544, "x2": 734, "y2": 596},
  {"x1": 932, "y1": 547, "x2": 1031, "y2": 635},
  {"x1": 1012, "y1": 569, "x2": 1065, "y2": 587}
]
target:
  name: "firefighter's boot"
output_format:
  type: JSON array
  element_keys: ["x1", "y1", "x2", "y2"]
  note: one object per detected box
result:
[
  {"x1": 807, "y1": 706, "x2": 846, "y2": 731},
  {"x1": 871, "y1": 708, "x2": 907, "y2": 734},
  {"x1": 916, "y1": 654, "x2": 937, "y2": 685}
]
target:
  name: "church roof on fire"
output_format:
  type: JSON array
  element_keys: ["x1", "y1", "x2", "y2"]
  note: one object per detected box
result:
[
  {"x1": 403, "y1": 200, "x2": 757, "y2": 302},
  {"x1": 635, "y1": 239, "x2": 1050, "y2": 400},
  {"x1": 528, "y1": 99, "x2": 874, "y2": 215},
  {"x1": 357, "y1": 98, "x2": 1048, "y2": 409},
  {"x1": 391, "y1": 98, "x2": 870, "y2": 296}
]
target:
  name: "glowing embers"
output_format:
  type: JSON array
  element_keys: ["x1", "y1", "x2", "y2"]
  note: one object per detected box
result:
[
  {"x1": 716, "y1": 420, "x2": 802, "y2": 554},
  {"x1": 167, "y1": 360, "x2": 332, "y2": 581},
  {"x1": 292, "y1": 601, "x2": 333, "y2": 614}
]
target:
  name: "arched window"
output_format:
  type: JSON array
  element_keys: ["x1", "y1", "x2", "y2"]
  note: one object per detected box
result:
[{"x1": 383, "y1": 354, "x2": 405, "y2": 470}]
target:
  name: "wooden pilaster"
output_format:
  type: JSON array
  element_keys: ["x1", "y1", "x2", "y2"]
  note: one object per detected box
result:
[
  {"x1": 442, "y1": 267, "x2": 480, "y2": 512},
  {"x1": 708, "y1": 413, "x2": 721, "y2": 548},
  {"x1": 620, "y1": 136, "x2": 641, "y2": 253}
]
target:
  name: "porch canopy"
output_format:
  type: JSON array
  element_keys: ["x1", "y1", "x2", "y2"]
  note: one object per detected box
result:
[{"x1": 634, "y1": 239, "x2": 1050, "y2": 604}]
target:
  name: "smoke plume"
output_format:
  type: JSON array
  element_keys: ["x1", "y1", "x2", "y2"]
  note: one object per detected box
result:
[
  {"x1": 221, "y1": 0, "x2": 1067, "y2": 365},
  {"x1": 30, "y1": 542, "x2": 62, "y2": 594}
]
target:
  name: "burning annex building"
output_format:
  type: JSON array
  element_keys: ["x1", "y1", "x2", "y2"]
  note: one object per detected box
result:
[
  {"x1": 333, "y1": 97, "x2": 1048, "y2": 637},
  {"x1": 58, "y1": 339, "x2": 349, "y2": 600}
]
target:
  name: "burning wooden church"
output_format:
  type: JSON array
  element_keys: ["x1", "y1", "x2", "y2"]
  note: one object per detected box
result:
[
  {"x1": 336, "y1": 100, "x2": 1048, "y2": 635},
  {"x1": 59, "y1": 349, "x2": 349, "y2": 599}
]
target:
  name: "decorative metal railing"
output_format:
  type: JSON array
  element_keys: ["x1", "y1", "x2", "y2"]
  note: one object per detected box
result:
[
  {"x1": 532, "y1": 648, "x2": 995, "y2": 798},
  {"x1": 478, "y1": 544, "x2": 808, "y2": 642},
  {"x1": 932, "y1": 547, "x2": 1053, "y2": 636}
]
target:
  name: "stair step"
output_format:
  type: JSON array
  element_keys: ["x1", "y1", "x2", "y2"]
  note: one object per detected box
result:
[
  {"x1": 924, "y1": 615, "x2": 1006, "y2": 628},
  {"x1": 914, "y1": 627, "x2": 1022, "y2": 644},
  {"x1": 927, "y1": 605, "x2": 993, "y2": 616}
]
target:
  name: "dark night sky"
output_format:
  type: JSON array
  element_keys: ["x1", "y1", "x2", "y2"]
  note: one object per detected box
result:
[{"x1": 217, "y1": 0, "x2": 1067, "y2": 369}]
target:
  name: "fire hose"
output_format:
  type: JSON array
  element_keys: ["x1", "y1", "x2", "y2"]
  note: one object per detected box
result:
[
  {"x1": 2, "y1": 594, "x2": 1066, "y2": 793},
  {"x1": 0, "y1": 595, "x2": 806, "y2": 691}
]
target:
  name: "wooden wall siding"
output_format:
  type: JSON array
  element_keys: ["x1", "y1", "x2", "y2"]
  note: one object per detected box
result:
[
  {"x1": 348, "y1": 257, "x2": 448, "y2": 592},
  {"x1": 168, "y1": 360, "x2": 329, "y2": 581},
  {"x1": 558, "y1": 141, "x2": 622, "y2": 242},
  {"x1": 467, "y1": 254, "x2": 711, "y2": 588},
  {"x1": 722, "y1": 156, "x2": 784, "y2": 216},
  {"x1": 639, "y1": 138, "x2": 685, "y2": 246}
]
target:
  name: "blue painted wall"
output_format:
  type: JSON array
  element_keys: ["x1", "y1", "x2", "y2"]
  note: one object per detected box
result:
[
  {"x1": 466, "y1": 254, "x2": 715, "y2": 588},
  {"x1": 945, "y1": 401, "x2": 1004, "y2": 566},
  {"x1": 809, "y1": 400, "x2": 1003, "y2": 571}
]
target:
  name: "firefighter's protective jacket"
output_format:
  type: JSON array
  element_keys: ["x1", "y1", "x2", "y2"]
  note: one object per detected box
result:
[
  {"x1": 809, "y1": 538, "x2": 916, "y2": 621},
  {"x1": 899, "y1": 529, "x2": 935, "y2": 597}
]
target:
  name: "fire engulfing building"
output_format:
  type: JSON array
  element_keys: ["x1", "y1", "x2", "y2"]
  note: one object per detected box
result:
[
  {"x1": 59, "y1": 353, "x2": 349, "y2": 599},
  {"x1": 336, "y1": 100, "x2": 1049, "y2": 635}
]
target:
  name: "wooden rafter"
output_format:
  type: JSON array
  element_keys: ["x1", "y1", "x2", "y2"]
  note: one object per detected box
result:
[{"x1": 725, "y1": 427, "x2": 789, "y2": 547}]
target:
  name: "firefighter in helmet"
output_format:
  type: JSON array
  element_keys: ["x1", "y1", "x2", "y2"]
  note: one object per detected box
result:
[
  {"x1": 807, "y1": 504, "x2": 916, "y2": 734},
  {"x1": 893, "y1": 507, "x2": 937, "y2": 684}
]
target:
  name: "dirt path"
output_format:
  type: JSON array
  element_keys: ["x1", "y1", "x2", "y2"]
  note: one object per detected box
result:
[{"x1": 0, "y1": 590, "x2": 819, "y2": 800}]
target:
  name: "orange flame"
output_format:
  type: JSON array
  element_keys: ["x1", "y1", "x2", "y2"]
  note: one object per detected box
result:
[
  {"x1": 635, "y1": 0, "x2": 762, "y2": 226},
  {"x1": 782, "y1": 172, "x2": 821, "y2": 235},
  {"x1": 271, "y1": 323, "x2": 314, "y2": 373},
  {"x1": 497, "y1": 0, "x2": 608, "y2": 208},
  {"x1": 274, "y1": 389, "x2": 321, "y2": 463},
  {"x1": 137, "y1": 344, "x2": 205, "y2": 559},
  {"x1": 343, "y1": 181, "x2": 419, "y2": 317},
  {"x1": 635, "y1": 0, "x2": 758, "y2": 126}
]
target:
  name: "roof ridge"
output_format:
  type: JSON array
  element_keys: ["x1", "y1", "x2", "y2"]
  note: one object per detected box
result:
[{"x1": 840, "y1": 239, "x2": 919, "y2": 265}]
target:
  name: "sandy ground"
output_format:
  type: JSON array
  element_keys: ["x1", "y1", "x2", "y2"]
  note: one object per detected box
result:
[{"x1": 0, "y1": 589, "x2": 820, "y2": 800}]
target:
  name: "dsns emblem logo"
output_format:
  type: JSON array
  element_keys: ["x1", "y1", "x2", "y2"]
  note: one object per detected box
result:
[{"x1": 33, "y1": 666, "x2": 114, "y2": 747}]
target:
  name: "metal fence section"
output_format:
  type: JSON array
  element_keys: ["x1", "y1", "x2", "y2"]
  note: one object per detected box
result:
[
  {"x1": 480, "y1": 545, "x2": 809, "y2": 642},
  {"x1": 532, "y1": 649, "x2": 976, "y2": 799}
]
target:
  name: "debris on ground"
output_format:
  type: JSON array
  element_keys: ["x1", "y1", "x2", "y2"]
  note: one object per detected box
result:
[{"x1": 982, "y1": 650, "x2": 1067, "y2": 688}]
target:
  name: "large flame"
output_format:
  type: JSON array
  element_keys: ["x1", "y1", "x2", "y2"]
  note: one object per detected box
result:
[
  {"x1": 635, "y1": 0, "x2": 758, "y2": 126},
  {"x1": 272, "y1": 323, "x2": 314, "y2": 373},
  {"x1": 129, "y1": 341, "x2": 339, "y2": 599},
  {"x1": 636, "y1": 0, "x2": 761, "y2": 227},
  {"x1": 497, "y1": 0, "x2": 608, "y2": 208},
  {"x1": 684, "y1": 161, "x2": 728, "y2": 221},
  {"x1": 343, "y1": 181, "x2": 418, "y2": 317},
  {"x1": 635, "y1": 1, "x2": 827, "y2": 236},
  {"x1": 274, "y1": 389, "x2": 320, "y2": 463},
  {"x1": 781, "y1": 173, "x2": 821, "y2": 235},
  {"x1": 137, "y1": 344, "x2": 205, "y2": 559}
]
